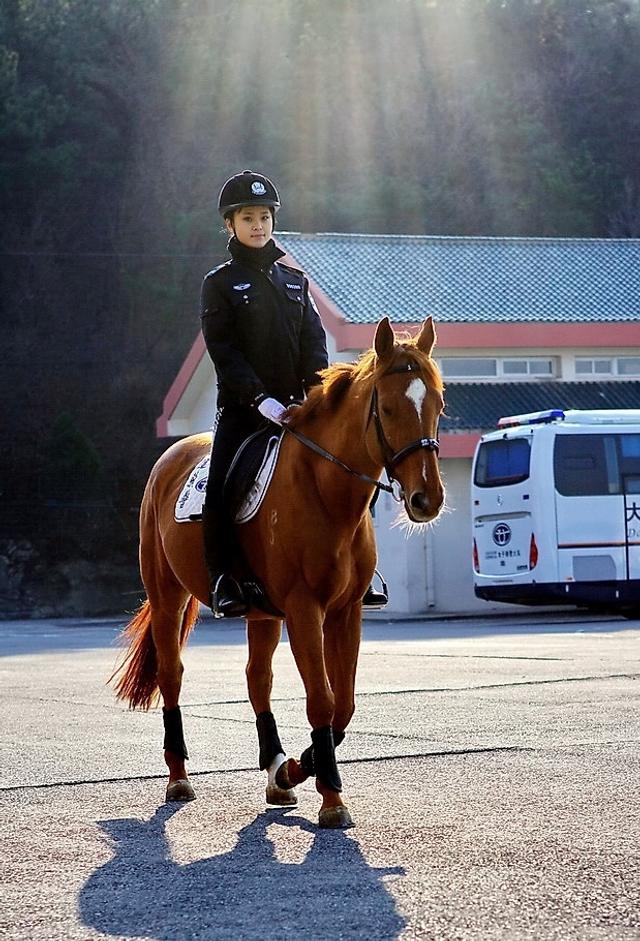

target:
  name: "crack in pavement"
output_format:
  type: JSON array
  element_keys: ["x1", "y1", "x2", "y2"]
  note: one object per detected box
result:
[
  {"x1": 0, "y1": 746, "x2": 532, "y2": 792},
  {"x1": 2, "y1": 740, "x2": 638, "y2": 794},
  {"x1": 7, "y1": 673, "x2": 637, "y2": 714},
  {"x1": 360, "y1": 652, "x2": 567, "y2": 661},
  {"x1": 183, "y1": 672, "x2": 640, "y2": 708}
]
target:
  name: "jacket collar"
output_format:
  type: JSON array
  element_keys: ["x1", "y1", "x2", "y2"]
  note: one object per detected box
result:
[{"x1": 228, "y1": 236, "x2": 285, "y2": 271}]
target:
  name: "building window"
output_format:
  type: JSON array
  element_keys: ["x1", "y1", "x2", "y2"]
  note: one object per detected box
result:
[
  {"x1": 440, "y1": 358, "x2": 497, "y2": 378},
  {"x1": 502, "y1": 359, "x2": 553, "y2": 377},
  {"x1": 618, "y1": 357, "x2": 640, "y2": 376},
  {"x1": 575, "y1": 358, "x2": 613, "y2": 376},
  {"x1": 575, "y1": 357, "x2": 640, "y2": 377},
  {"x1": 440, "y1": 357, "x2": 554, "y2": 380}
]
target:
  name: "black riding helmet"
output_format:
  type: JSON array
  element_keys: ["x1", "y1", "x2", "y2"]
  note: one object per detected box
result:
[{"x1": 218, "y1": 170, "x2": 281, "y2": 218}]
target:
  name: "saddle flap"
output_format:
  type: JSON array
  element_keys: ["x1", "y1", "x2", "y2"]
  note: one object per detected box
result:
[{"x1": 225, "y1": 427, "x2": 284, "y2": 523}]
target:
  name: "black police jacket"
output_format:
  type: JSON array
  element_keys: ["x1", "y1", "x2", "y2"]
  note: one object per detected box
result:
[{"x1": 201, "y1": 237, "x2": 329, "y2": 409}]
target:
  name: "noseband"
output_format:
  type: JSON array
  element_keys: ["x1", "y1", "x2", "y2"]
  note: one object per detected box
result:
[{"x1": 284, "y1": 360, "x2": 440, "y2": 500}]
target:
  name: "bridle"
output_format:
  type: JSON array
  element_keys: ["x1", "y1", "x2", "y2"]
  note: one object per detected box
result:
[
  {"x1": 283, "y1": 361, "x2": 440, "y2": 501},
  {"x1": 369, "y1": 362, "x2": 440, "y2": 495}
]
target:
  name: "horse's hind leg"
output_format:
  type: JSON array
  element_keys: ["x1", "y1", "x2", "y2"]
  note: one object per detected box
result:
[
  {"x1": 147, "y1": 580, "x2": 197, "y2": 803},
  {"x1": 246, "y1": 617, "x2": 297, "y2": 806}
]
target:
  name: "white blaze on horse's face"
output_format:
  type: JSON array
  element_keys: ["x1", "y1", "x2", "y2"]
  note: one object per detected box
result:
[
  {"x1": 405, "y1": 377, "x2": 427, "y2": 423},
  {"x1": 405, "y1": 377, "x2": 429, "y2": 483}
]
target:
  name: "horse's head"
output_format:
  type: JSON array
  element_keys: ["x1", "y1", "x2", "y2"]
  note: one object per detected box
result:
[{"x1": 368, "y1": 317, "x2": 445, "y2": 524}]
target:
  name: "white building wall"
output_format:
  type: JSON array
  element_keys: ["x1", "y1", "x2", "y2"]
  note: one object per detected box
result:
[
  {"x1": 372, "y1": 489, "x2": 428, "y2": 614},
  {"x1": 430, "y1": 459, "x2": 522, "y2": 614},
  {"x1": 372, "y1": 459, "x2": 493, "y2": 614}
]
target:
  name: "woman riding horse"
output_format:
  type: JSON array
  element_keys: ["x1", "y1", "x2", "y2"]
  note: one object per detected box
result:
[
  {"x1": 200, "y1": 169, "x2": 386, "y2": 617},
  {"x1": 110, "y1": 315, "x2": 444, "y2": 828}
]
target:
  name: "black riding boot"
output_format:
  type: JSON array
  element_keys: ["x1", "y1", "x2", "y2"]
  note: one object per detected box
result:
[
  {"x1": 362, "y1": 570, "x2": 389, "y2": 608},
  {"x1": 201, "y1": 500, "x2": 248, "y2": 618}
]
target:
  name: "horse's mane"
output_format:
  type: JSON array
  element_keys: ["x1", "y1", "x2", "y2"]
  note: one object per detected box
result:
[{"x1": 287, "y1": 334, "x2": 443, "y2": 429}]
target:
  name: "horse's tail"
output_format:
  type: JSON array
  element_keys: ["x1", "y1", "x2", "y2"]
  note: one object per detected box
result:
[{"x1": 108, "y1": 595, "x2": 200, "y2": 711}]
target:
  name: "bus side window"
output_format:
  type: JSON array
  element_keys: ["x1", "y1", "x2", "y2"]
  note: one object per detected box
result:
[
  {"x1": 620, "y1": 435, "x2": 640, "y2": 493},
  {"x1": 474, "y1": 438, "x2": 531, "y2": 487},
  {"x1": 554, "y1": 435, "x2": 617, "y2": 496}
]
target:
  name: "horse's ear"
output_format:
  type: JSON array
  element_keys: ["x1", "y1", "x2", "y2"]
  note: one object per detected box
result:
[
  {"x1": 415, "y1": 316, "x2": 437, "y2": 356},
  {"x1": 374, "y1": 317, "x2": 395, "y2": 363}
]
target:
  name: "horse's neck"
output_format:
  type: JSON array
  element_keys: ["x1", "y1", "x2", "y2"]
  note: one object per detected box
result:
[{"x1": 301, "y1": 382, "x2": 381, "y2": 524}]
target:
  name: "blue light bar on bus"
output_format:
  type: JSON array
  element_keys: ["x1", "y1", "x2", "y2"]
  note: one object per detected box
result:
[{"x1": 497, "y1": 409, "x2": 565, "y2": 429}]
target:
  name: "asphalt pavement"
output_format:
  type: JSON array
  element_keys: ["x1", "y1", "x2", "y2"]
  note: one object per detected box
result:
[{"x1": 1, "y1": 611, "x2": 639, "y2": 940}]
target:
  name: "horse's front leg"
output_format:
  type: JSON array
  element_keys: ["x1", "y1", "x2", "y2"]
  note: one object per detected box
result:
[
  {"x1": 316, "y1": 601, "x2": 362, "y2": 823},
  {"x1": 246, "y1": 617, "x2": 297, "y2": 806},
  {"x1": 280, "y1": 596, "x2": 353, "y2": 829}
]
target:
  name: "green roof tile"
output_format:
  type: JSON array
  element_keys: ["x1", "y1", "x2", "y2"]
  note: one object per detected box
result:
[{"x1": 277, "y1": 233, "x2": 640, "y2": 324}]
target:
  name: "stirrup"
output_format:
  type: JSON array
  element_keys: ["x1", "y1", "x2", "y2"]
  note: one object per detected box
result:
[
  {"x1": 362, "y1": 569, "x2": 388, "y2": 608},
  {"x1": 210, "y1": 574, "x2": 248, "y2": 619}
]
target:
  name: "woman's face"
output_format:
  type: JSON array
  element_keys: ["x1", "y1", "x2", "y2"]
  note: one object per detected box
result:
[{"x1": 225, "y1": 205, "x2": 273, "y2": 248}]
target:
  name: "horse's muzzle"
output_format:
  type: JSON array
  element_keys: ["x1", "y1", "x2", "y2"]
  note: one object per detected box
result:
[{"x1": 406, "y1": 488, "x2": 443, "y2": 523}]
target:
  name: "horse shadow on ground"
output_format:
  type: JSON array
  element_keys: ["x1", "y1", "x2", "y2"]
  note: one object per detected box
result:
[{"x1": 79, "y1": 805, "x2": 406, "y2": 940}]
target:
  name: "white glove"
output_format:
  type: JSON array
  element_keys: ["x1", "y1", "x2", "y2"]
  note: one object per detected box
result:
[{"x1": 257, "y1": 397, "x2": 287, "y2": 424}]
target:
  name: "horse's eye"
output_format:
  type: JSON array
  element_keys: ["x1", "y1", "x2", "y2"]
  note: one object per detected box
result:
[{"x1": 381, "y1": 405, "x2": 394, "y2": 418}]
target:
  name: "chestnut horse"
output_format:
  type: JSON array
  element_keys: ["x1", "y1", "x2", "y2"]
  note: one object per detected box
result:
[{"x1": 110, "y1": 317, "x2": 445, "y2": 828}]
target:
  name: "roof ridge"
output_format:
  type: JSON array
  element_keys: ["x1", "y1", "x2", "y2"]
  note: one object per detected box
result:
[{"x1": 278, "y1": 231, "x2": 640, "y2": 245}]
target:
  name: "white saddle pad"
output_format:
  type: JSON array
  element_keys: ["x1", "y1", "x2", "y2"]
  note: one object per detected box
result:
[
  {"x1": 174, "y1": 455, "x2": 210, "y2": 522},
  {"x1": 174, "y1": 435, "x2": 283, "y2": 524}
]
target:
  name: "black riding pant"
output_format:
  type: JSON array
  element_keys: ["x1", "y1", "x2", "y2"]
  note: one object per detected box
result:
[{"x1": 202, "y1": 405, "x2": 264, "y2": 583}]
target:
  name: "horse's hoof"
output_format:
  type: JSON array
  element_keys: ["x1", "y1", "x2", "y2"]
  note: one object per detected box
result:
[
  {"x1": 266, "y1": 784, "x2": 298, "y2": 806},
  {"x1": 165, "y1": 779, "x2": 196, "y2": 802},
  {"x1": 318, "y1": 805, "x2": 354, "y2": 829}
]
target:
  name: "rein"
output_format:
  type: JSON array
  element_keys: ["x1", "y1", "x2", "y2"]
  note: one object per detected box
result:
[
  {"x1": 283, "y1": 361, "x2": 440, "y2": 501},
  {"x1": 284, "y1": 425, "x2": 395, "y2": 494}
]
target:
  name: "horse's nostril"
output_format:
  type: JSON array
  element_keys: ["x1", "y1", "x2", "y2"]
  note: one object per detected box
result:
[{"x1": 410, "y1": 491, "x2": 429, "y2": 513}]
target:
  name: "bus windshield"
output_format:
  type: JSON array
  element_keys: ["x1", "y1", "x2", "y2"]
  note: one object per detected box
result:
[{"x1": 474, "y1": 438, "x2": 531, "y2": 487}]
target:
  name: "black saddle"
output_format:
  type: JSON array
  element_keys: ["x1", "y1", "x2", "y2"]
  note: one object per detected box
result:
[{"x1": 224, "y1": 425, "x2": 283, "y2": 520}]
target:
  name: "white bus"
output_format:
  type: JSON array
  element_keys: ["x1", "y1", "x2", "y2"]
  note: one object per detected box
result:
[{"x1": 471, "y1": 409, "x2": 640, "y2": 616}]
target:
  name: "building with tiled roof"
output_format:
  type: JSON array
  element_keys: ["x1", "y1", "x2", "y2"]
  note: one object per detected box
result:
[
  {"x1": 276, "y1": 233, "x2": 640, "y2": 324},
  {"x1": 157, "y1": 234, "x2": 640, "y2": 615}
]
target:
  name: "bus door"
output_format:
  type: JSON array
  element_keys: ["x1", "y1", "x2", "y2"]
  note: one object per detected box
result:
[
  {"x1": 620, "y1": 433, "x2": 640, "y2": 582},
  {"x1": 553, "y1": 433, "x2": 626, "y2": 585}
]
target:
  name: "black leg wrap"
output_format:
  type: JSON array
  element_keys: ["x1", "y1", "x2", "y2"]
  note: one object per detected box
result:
[
  {"x1": 256, "y1": 711, "x2": 285, "y2": 770},
  {"x1": 300, "y1": 727, "x2": 345, "y2": 777},
  {"x1": 162, "y1": 706, "x2": 189, "y2": 761},
  {"x1": 311, "y1": 726, "x2": 342, "y2": 792},
  {"x1": 300, "y1": 743, "x2": 315, "y2": 776}
]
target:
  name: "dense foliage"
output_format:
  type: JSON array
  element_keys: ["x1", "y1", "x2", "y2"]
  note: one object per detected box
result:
[{"x1": 1, "y1": 0, "x2": 639, "y2": 612}]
